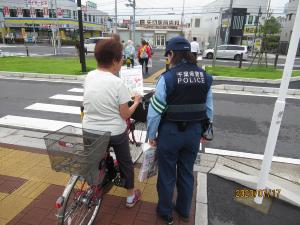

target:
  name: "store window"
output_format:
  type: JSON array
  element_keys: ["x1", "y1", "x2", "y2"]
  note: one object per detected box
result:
[
  {"x1": 93, "y1": 16, "x2": 96, "y2": 23},
  {"x1": 88, "y1": 15, "x2": 91, "y2": 22},
  {"x1": 23, "y1": 9, "x2": 30, "y2": 17},
  {"x1": 84, "y1": 13, "x2": 87, "y2": 21},
  {"x1": 195, "y1": 18, "x2": 200, "y2": 28},
  {"x1": 10, "y1": 9, "x2": 17, "y2": 17},
  {"x1": 73, "y1": 11, "x2": 77, "y2": 19},
  {"x1": 156, "y1": 35, "x2": 166, "y2": 47},
  {"x1": 248, "y1": 15, "x2": 253, "y2": 24},
  {"x1": 36, "y1": 9, "x2": 43, "y2": 18},
  {"x1": 49, "y1": 9, "x2": 56, "y2": 18},
  {"x1": 63, "y1": 9, "x2": 71, "y2": 18}
]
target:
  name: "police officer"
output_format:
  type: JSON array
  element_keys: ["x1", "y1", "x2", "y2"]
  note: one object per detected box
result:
[{"x1": 147, "y1": 36, "x2": 213, "y2": 224}]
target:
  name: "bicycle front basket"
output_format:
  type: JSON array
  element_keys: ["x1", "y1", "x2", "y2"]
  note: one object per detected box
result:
[{"x1": 43, "y1": 125, "x2": 111, "y2": 177}]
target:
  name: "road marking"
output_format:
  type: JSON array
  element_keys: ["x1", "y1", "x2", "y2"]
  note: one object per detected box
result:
[
  {"x1": 68, "y1": 88, "x2": 84, "y2": 93},
  {"x1": 0, "y1": 115, "x2": 81, "y2": 131},
  {"x1": 25, "y1": 103, "x2": 80, "y2": 114},
  {"x1": 205, "y1": 148, "x2": 300, "y2": 165},
  {"x1": 50, "y1": 94, "x2": 83, "y2": 101}
]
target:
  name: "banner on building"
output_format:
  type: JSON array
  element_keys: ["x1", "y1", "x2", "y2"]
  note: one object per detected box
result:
[
  {"x1": 43, "y1": 7, "x2": 49, "y2": 18},
  {"x1": 17, "y1": 8, "x2": 23, "y2": 18},
  {"x1": 230, "y1": 8, "x2": 247, "y2": 37},
  {"x1": 30, "y1": 7, "x2": 36, "y2": 18},
  {"x1": 25, "y1": 0, "x2": 48, "y2": 8},
  {"x1": 3, "y1": 6, "x2": 10, "y2": 17},
  {"x1": 56, "y1": 8, "x2": 63, "y2": 18}
]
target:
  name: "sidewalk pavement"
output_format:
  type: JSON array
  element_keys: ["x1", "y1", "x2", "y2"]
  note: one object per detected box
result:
[
  {"x1": 0, "y1": 145, "x2": 196, "y2": 225},
  {"x1": 195, "y1": 150, "x2": 300, "y2": 225}
]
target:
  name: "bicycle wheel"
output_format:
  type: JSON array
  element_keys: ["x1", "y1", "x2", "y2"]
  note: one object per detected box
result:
[
  {"x1": 59, "y1": 176, "x2": 102, "y2": 225},
  {"x1": 129, "y1": 121, "x2": 147, "y2": 164}
]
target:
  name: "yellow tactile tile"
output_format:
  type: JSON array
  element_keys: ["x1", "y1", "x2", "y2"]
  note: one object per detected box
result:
[
  {"x1": 0, "y1": 194, "x2": 33, "y2": 220},
  {"x1": 20, "y1": 166, "x2": 52, "y2": 181},
  {"x1": 0, "y1": 217, "x2": 9, "y2": 225},
  {"x1": 141, "y1": 191, "x2": 158, "y2": 203},
  {"x1": 13, "y1": 180, "x2": 49, "y2": 199},
  {"x1": 42, "y1": 171, "x2": 69, "y2": 186},
  {"x1": 0, "y1": 193, "x2": 8, "y2": 201},
  {"x1": 113, "y1": 187, "x2": 128, "y2": 197}
]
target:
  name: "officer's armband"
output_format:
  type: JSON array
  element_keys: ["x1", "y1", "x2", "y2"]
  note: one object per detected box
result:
[{"x1": 150, "y1": 95, "x2": 167, "y2": 115}]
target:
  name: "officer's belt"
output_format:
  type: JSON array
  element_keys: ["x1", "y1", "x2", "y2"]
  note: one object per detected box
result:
[{"x1": 167, "y1": 104, "x2": 206, "y2": 113}]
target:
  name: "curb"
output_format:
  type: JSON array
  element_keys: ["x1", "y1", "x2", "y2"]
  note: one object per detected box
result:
[
  {"x1": 212, "y1": 84, "x2": 300, "y2": 97},
  {"x1": 212, "y1": 75, "x2": 300, "y2": 84},
  {"x1": 0, "y1": 71, "x2": 86, "y2": 82}
]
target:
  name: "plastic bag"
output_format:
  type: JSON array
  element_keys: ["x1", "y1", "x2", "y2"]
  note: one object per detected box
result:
[
  {"x1": 147, "y1": 58, "x2": 153, "y2": 68},
  {"x1": 138, "y1": 143, "x2": 158, "y2": 182}
]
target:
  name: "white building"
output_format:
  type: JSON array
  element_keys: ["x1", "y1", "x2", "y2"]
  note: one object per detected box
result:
[
  {"x1": 185, "y1": 0, "x2": 268, "y2": 50},
  {"x1": 0, "y1": 0, "x2": 109, "y2": 44},
  {"x1": 279, "y1": 0, "x2": 300, "y2": 55}
]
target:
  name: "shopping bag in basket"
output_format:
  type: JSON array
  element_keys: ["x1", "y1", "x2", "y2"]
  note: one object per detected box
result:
[
  {"x1": 147, "y1": 58, "x2": 153, "y2": 68},
  {"x1": 138, "y1": 143, "x2": 158, "y2": 182}
]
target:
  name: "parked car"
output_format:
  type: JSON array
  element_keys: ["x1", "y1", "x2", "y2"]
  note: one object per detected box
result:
[
  {"x1": 84, "y1": 37, "x2": 111, "y2": 53},
  {"x1": 0, "y1": 49, "x2": 2, "y2": 57},
  {"x1": 203, "y1": 45, "x2": 248, "y2": 61}
]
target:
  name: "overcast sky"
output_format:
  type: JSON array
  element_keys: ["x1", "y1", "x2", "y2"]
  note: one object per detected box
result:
[{"x1": 84, "y1": 0, "x2": 289, "y2": 20}]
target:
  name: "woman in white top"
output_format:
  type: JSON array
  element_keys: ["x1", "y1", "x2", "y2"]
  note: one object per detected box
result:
[{"x1": 82, "y1": 38, "x2": 142, "y2": 208}]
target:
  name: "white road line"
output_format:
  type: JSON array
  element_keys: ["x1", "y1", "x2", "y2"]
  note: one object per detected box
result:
[
  {"x1": 50, "y1": 94, "x2": 83, "y2": 102},
  {"x1": 0, "y1": 115, "x2": 81, "y2": 131},
  {"x1": 205, "y1": 148, "x2": 300, "y2": 165},
  {"x1": 68, "y1": 88, "x2": 84, "y2": 93},
  {"x1": 25, "y1": 103, "x2": 80, "y2": 114}
]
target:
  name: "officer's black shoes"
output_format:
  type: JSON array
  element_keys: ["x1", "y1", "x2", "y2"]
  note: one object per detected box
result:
[
  {"x1": 174, "y1": 206, "x2": 190, "y2": 223},
  {"x1": 158, "y1": 214, "x2": 174, "y2": 225}
]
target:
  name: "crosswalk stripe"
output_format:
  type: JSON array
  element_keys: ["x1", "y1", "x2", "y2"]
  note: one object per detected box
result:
[
  {"x1": 25, "y1": 103, "x2": 80, "y2": 114},
  {"x1": 0, "y1": 115, "x2": 81, "y2": 132},
  {"x1": 50, "y1": 94, "x2": 83, "y2": 102},
  {"x1": 68, "y1": 88, "x2": 84, "y2": 93}
]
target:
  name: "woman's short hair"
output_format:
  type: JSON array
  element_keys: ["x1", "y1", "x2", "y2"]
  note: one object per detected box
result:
[
  {"x1": 169, "y1": 51, "x2": 197, "y2": 65},
  {"x1": 141, "y1": 40, "x2": 147, "y2": 45},
  {"x1": 94, "y1": 39, "x2": 123, "y2": 68}
]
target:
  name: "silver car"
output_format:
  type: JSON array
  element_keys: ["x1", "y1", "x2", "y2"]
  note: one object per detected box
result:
[{"x1": 203, "y1": 45, "x2": 248, "y2": 61}]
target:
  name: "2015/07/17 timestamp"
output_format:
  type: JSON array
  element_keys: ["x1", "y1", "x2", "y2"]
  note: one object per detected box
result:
[{"x1": 235, "y1": 189, "x2": 281, "y2": 198}]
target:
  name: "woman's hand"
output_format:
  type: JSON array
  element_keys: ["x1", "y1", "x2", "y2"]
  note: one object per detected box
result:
[
  {"x1": 133, "y1": 95, "x2": 142, "y2": 105},
  {"x1": 149, "y1": 139, "x2": 157, "y2": 148}
]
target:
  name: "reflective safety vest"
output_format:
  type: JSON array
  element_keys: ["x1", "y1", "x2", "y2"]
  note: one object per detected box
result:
[{"x1": 163, "y1": 61, "x2": 212, "y2": 122}]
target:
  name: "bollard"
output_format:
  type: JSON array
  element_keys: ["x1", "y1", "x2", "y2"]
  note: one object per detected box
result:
[
  {"x1": 26, "y1": 46, "x2": 29, "y2": 57},
  {"x1": 166, "y1": 58, "x2": 170, "y2": 71},
  {"x1": 274, "y1": 53, "x2": 279, "y2": 68},
  {"x1": 238, "y1": 53, "x2": 243, "y2": 68}
]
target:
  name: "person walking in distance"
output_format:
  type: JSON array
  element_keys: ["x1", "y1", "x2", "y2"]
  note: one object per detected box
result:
[
  {"x1": 147, "y1": 36, "x2": 214, "y2": 224},
  {"x1": 124, "y1": 40, "x2": 136, "y2": 68},
  {"x1": 138, "y1": 40, "x2": 151, "y2": 75},
  {"x1": 190, "y1": 37, "x2": 200, "y2": 59}
]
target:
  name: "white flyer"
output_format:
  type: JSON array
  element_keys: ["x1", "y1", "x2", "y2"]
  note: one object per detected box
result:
[{"x1": 119, "y1": 65, "x2": 144, "y2": 96}]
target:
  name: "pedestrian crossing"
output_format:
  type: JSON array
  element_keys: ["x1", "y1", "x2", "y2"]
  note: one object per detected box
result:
[{"x1": 0, "y1": 87, "x2": 153, "y2": 137}]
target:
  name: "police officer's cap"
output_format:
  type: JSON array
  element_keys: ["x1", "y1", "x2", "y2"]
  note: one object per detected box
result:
[{"x1": 165, "y1": 36, "x2": 191, "y2": 56}]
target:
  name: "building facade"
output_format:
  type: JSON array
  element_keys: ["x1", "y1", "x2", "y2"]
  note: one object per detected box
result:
[
  {"x1": 279, "y1": 0, "x2": 300, "y2": 55},
  {"x1": 0, "y1": 0, "x2": 109, "y2": 44},
  {"x1": 185, "y1": 0, "x2": 268, "y2": 50},
  {"x1": 118, "y1": 19, "x2": 182, "y2": 48}
]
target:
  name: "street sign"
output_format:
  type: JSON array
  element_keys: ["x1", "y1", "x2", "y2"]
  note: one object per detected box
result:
[{"x1": 254, "y1": 38, "x2": 262, "y2": 51}]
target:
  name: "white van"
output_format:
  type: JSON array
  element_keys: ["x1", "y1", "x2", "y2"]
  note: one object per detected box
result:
[
  {"x1": 203, "y1": 45, "x2": 248, "y2": 61},
  {"x1": 84, "y1": 37, "x2": 111, "y2": 53}
]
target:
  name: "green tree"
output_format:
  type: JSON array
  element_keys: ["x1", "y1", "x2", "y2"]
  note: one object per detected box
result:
[
  {"x1": 261, "y1": 16, "x2": 281, "y2": 35},
  {"x1": 260, "y1": 17, "x2": 282, "y2": 52}
]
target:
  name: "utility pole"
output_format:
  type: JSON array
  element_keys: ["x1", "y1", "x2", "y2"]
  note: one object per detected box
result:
[
  {"x1": 0, "y1": 12, "x2": 5, "y2": 44},
  {"x1": 224, "y1": 0, "x2": 233, "y2": 44},
  {"x1": 213, "y1": 8, "x2": 223, "y2": 67},
  {"x1": 114, "y1": 0, "x2": 118, "y2": 33},
  {"x1": 254, "y1": 0, "x2": 300, "y2": 205},
  {"x1": 54, "y1": 0, "x2": 61, "y2": 54},
  {"x1": 77, "y1": 0, "x2": 87, "y2": 72},
  {"x1": 181, "y1": 0, "x2": 186, "y2": 34},
  {"x1": 126, "y1": 0, "x2": 136, "y2": 44}
]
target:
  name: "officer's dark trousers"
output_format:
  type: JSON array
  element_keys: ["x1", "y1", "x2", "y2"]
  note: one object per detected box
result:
[{"x1": 156, "y1": 121, "x2": 202, "y2": 217}]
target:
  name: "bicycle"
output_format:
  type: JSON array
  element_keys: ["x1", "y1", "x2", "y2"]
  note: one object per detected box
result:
[{"x1": 43, "y1": 93, "x2": 153, "y2": 225}]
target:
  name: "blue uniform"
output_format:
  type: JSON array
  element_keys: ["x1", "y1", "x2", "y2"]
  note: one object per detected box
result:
[{"x1": 147, "y1": 60, "x2": 213, "y2": 218}]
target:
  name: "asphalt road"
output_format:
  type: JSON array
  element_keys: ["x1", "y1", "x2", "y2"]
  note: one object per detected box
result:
[{"x1": 0, "y1": 79, "x2": 299, "y2": 159}]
